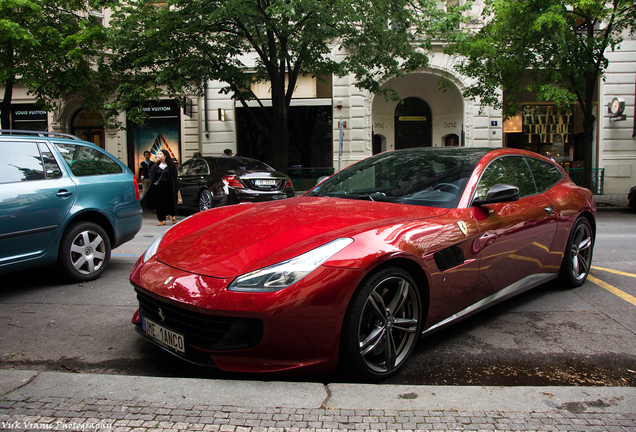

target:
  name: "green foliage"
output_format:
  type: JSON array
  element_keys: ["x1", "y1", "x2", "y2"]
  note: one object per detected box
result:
[
  {"x1": 446, "y1": 0, "x2": 636, "y2": 119},
  {"x1": 0, "y1": 0, "x2": 112, "y2": 128},
  {"x1": 446, "y1": 0, "x2": 635, "y2": 189},
  {"x1": 104, "y1": 0, "x2": 463, "y2": 130}
]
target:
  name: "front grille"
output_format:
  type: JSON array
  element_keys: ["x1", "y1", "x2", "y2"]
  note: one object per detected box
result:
[{"x1": 136, "y1": 289, "x2": 263, "y2": 351}]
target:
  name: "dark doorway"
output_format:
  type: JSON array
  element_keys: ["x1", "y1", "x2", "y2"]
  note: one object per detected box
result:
[
  {"x1": 394, "y1": 98, "x2": 432, "y2": 149},
  {"x1": 235, "y1": 105, "x2": 332, "y2": 172},
  {"x1": 71, "y1": 110, "x2": 105, "y2": 148}
]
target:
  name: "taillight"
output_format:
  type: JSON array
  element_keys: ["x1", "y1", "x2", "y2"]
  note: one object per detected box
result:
[
  {"x1": 134, "y1": 177, "x2": 140, "y2": 200},
  {"x1": 285, "y1": 179, "x2": 293, "y2": 189},
  {"x1": 223, "y1": 175, "x2": 245, "y2": 189}
]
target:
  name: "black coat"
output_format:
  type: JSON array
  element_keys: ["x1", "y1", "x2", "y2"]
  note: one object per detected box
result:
[{"x1": 141, "y1": 162, "x2": 179, "y2": 213}]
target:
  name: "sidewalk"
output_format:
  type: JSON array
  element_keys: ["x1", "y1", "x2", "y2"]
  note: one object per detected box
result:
[
  {"x1": 1, "y1": 370, "x2": 635, "y2": 431},
  {"x1": 594, "y1": 194, "x2": 630, "y2": 208}
]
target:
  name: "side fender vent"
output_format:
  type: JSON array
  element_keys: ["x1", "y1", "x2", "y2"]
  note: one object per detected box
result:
[{"x1": 434, "y1": 246, "x2": 466, "y2": 271}]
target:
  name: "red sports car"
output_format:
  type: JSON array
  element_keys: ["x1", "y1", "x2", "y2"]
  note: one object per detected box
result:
[{"x1": 130, "y1": 147, "x2": 595, "y2": 380}]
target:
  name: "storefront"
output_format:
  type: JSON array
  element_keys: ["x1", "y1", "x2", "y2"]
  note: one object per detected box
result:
[
  {"x1": 126, "y1": 100, "x2": 182, "y2": 180},
  {"x1": 504, "y1": 105, "x2": 583, "y2": 167},
  {"x1": 9, "y1": 104, "x2": 48, "y2": 131}
]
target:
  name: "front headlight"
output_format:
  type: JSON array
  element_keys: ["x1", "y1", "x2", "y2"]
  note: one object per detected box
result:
[
  {"x1": 143, "y1": 231, "x2": 166, "y2": 263},
  {"x1": 228, "y1": 238, "x2": 354, "y2": 292}
]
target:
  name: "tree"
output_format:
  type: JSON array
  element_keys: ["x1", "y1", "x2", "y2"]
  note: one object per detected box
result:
[
  {"x1": 445, "y1": 0, "x2": 636, "y2": 190},
  {"x1": 0, "y1": 0, "x2": 110, "y2": 130},
  {"x1": 105, "y1": 0, "x2": 464, "y2": 171}
]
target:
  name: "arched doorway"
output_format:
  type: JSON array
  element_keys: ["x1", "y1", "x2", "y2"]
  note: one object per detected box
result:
[
  {"x1": 71, "y1": 110, "x2": 105, "y2": 148},
  {"x1": 394, "y1": 97, "x2": 432, "y2": 149}
]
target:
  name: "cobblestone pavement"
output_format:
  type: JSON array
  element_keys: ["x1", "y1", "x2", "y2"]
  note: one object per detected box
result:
[{"x1": 2, "y1": 394, "x2": 636, "y2": 432}]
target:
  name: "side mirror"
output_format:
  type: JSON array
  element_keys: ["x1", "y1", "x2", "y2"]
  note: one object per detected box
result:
[{"x1": 472, "y1": 184, "x2": 520, "y2": 206}]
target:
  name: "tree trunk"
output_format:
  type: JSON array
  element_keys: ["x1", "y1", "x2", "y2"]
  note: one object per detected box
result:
[
  {"x1": 1, "y1": 79, "x2": 14, "y2": 130},
  {"x1": 269, "y1": 72, "x2": 290, "y2": 173},
  {"x1": 581, "y1": 114, "x2": 594, "y2": 192}
]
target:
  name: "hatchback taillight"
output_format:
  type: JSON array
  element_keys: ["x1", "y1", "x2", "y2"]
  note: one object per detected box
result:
[
  {"x1": 223, "y1": 175, "x2": 245, "y2": 189},
  {"x1": 134, "y1": 177, "x2": 140, "y2": 200}
]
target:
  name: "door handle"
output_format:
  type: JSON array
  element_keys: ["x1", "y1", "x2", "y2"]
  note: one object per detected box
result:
[
  {"x1": 57, "y1": 190, "x2": 73, "y2": 198},
  {"x1": 544, "y1": 206, "x2": 554, "y2": 215}
]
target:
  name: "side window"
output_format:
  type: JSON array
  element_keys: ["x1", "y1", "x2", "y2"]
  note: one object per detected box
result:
[
  {"x1": 178, "y1": 159, "x2": 194, "y2": 176},
  {"x1": 525, "y1": 157, "x2": 563, "y2": 193},
  {"x1": 38, "y1": 143, "x2": 63, "y2": 180},
  {"x1": 190, "y1": 159, "x2": 209, "y2": 175},
  {"x1": 476, "y1": 156, "x2": 537, "y2": 200},
  {"x1": 54, "y1": 143, "x2": 122, "y2": 176},
  {"x1": 1, "y1": 142, "x2": 45, "y2": 183}
]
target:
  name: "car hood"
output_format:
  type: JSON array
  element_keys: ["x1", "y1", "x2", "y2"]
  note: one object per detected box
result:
[{"x1": 156, "y1": 196, "x2": 448, "y2": 278}]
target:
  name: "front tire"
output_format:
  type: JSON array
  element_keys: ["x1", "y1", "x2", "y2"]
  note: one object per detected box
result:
[
  {"x1": 59, "y1": 222, "x2": 111, "y2": 282},
  {"x1": 559, "y1": 216, "x2": 594, "y2": 287},
  {"x1": 340, "y1": 266, "x2": 422, "y2": 381}
]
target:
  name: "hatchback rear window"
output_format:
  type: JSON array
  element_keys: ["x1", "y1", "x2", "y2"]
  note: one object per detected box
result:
[{"x1": 54, "y1": 143, "x2": 122, "y2": 176}]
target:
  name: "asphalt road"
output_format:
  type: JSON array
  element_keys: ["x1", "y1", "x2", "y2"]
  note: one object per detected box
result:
[{"x1": 1, "y1": 207, "x2": 635, "y2": 386}]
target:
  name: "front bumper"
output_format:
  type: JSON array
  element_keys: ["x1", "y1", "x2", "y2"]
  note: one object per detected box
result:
[{"x1": 130, "y1": 256, "x2": 365, "y2": 374}]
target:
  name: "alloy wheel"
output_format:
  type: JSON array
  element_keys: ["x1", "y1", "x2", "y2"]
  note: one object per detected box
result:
[
  {"x1": 69, "y1": 229, "x2": 107, "y2": 275},
  {"x1": 570, "y1": 221, "x2": 593, "y2": 281},
  {"x1": 357, "y1": 275, "x2": 420, "y2": 374}
]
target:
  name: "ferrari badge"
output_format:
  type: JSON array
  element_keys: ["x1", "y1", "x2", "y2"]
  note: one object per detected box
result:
[{"x1": 457, "y1": 221, "x2": 468, "y2": 236}]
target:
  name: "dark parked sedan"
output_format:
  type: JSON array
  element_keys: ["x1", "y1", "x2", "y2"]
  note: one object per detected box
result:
[{"x1": 177, "y1": 156, "x2": 295, "y2": 212}]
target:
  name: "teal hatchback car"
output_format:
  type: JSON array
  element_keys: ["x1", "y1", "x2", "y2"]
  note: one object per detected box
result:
[{"x1": 0, "y1": 130, "x2": 143, "y2": 281}]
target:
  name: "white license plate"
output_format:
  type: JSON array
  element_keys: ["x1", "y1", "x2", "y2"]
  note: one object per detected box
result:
[
  {"x1": 255, "y1": 179, "x2": 276, "y2": 186},
  {"x1": 141, "y1": 315, "x2": 185, "y2": 354}
]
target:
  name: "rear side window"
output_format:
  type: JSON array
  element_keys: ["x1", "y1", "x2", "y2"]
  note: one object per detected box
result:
[
  {"x1": 39, "y1": 143, "x2": 63, "y2": 180},
  {"x1": 1, "y1": 142, "x2": 46, "y2": 183},
  {"x1": 525, "y1": 157, "x2": 563, "y2": 193},
  {"x1": 54, "y1": 143, "x2": 122, "y2": 176},
  {"x1": 190, "y1": 159, "x2": 209, "y2": 175}
]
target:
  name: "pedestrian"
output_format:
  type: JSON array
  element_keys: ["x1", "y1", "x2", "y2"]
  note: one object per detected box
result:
[
  {"x1": 141, "y1": 149, "x2": 179, "y2": 226},
  {"x1": 139, "y1": 151, "x2": 154, "y2": 196},
  {"x1": 223, "y1": 149, "x2": 233, "y2": 157}
]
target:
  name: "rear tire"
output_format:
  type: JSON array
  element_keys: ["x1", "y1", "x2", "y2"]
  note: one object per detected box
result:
[
  {"x1": 59, "y1": 221, "x2": 111, "y2": 282},
  {"x1": 199, "y1": 190, "x2": 214, "y2": 211},
  {"x1": 340, "y1": 266, "x2": 422, "y2": 381},
  {"x1": 559, "y1": 216, "x2": 594, "y2": 287}
]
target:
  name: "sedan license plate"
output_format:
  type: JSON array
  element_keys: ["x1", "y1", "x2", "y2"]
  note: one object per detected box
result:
[
  {"x1": 141, "y1": 315, "x2": 185, "y2": 354},
  {"x1": 255, "y1": 179, "x2": 276, "y2": 186}
]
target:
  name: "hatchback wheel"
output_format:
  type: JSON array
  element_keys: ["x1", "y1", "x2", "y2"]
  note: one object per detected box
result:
[
  {"x1": 559, "y1": 216, "x2": 594, "y2": 287},
  {"x1": 59, "y1": 222, "x2": 111, "y2": 282},
  {"x1": 341, "y1": 266, "x2": 422, "y2": 381},
  {"x1": 199, "y1": 190, "x2": 214, "y2": 211}
]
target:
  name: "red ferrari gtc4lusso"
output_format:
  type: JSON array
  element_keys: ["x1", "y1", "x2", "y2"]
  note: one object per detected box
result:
[{"x1": 130, "y1": 147, "x2": 595, "y2": 380}]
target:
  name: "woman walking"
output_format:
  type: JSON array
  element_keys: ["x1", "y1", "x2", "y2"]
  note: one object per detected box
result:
[{"x1": 142, "y1": 149, "x2": 179, "y2": 226}]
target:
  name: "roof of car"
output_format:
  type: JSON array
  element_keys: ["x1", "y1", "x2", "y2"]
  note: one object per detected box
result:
[{"x1": 0, "y1": 129, "x2": 83, "y2": 141}]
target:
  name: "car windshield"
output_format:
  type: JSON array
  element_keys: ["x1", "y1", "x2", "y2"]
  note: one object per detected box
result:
[
  {"x1": 308, "y1": 148, "x2": 489, "y2": 208},
  {"x1": 215, "y1": 157, "x2": 273, "y2": 172}
]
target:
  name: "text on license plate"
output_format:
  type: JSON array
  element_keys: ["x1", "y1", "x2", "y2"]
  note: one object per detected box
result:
[
  {"x1": 141, "y1": 316, "x2": 185, "y2": 354},
  {"x1": 255, "y1": 179, "x2": 276, "y2": 186}
]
